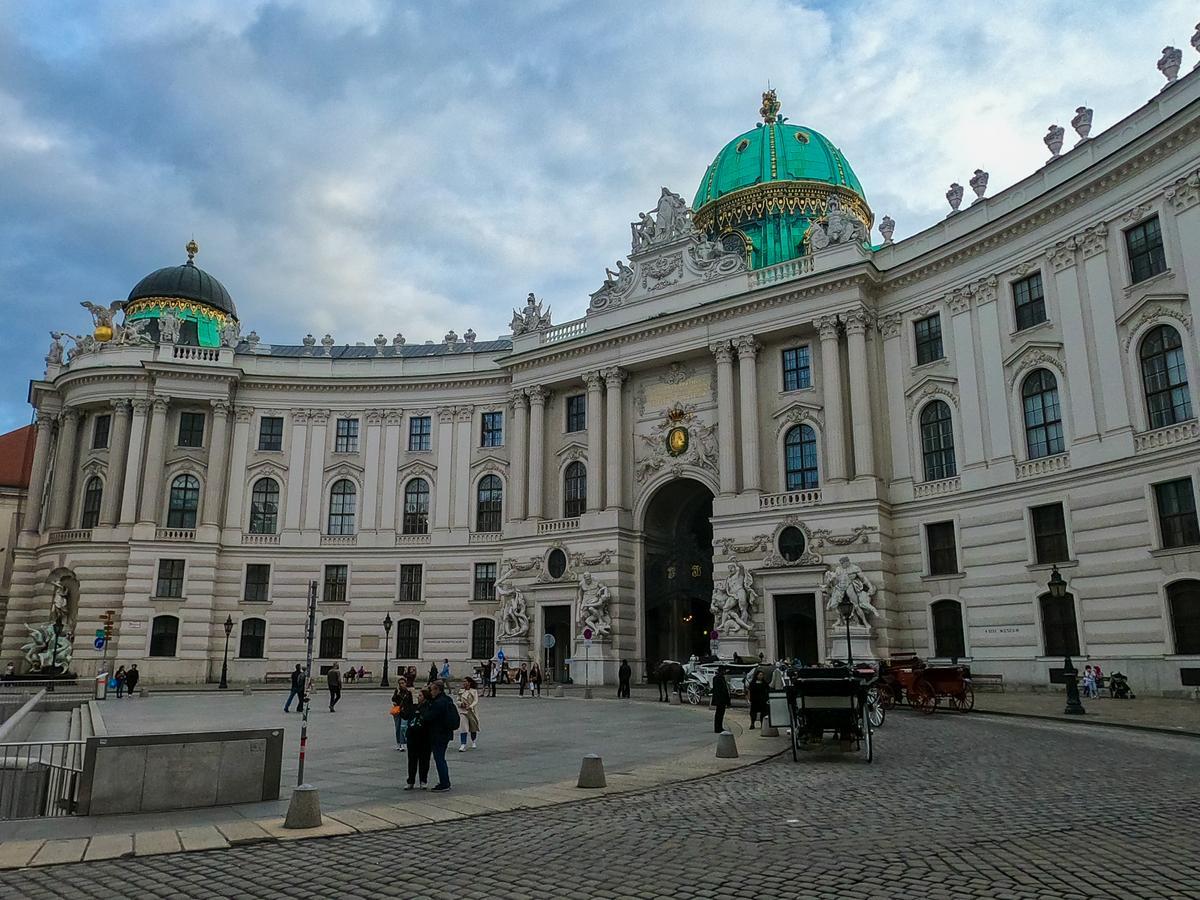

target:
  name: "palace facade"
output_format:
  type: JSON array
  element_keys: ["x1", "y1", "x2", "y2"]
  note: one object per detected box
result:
[{"x1": 6, "y1": 69, "x2": 1200, "y2": 693}]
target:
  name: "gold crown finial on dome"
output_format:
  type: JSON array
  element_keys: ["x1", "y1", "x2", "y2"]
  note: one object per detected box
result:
[
  {"x1": 760, "y1": 88, "x2": 781, "y2": 124},
  {"x1": 185, "y1": 239, "x2": 199, "y2": 264}
]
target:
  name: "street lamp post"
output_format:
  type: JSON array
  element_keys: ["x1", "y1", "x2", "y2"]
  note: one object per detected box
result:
[
  {"x1": 381, "y1": 614, "x2": 393, "y2": 688},
  {"x1": 837, "y1": 596, "x2": 854, "y2": 666},
  {"x1": 1046, "y1": 565, "x2": 1084, "y2": 715},
  {"x1": 219, "y1": 614, "x2": 233, "y2": 690}
]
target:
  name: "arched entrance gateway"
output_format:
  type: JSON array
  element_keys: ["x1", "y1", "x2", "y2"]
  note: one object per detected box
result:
[{"x1": 641, "y1": 478, "x2": 715, "y2": 666}]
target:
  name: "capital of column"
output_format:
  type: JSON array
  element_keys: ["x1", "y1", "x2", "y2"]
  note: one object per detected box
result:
[
  {"x1": 526, "y1": 385, "x2": 549, "y2": 406},
  {"x1": 307, "y1": 408, "x2": 330, "y2": 425},
  {"x1": 733, "y1": 335, "x2": 759, "y2": 360},
  {"x1": 601, "y1": 367, "x2": 626, "y2": 389},
  {"x1": 436, "y1": 406, "x2": 456, "y2": 423},
  {"x1": 878, "y1": 313, "x2": 903, "y2": 339},
  {"x1": 233, "y1": 406, "x2": 255, "y2": 424},
  {"x1": 34, "y1": 410, "x2": 57, "y2": 432},
  {"x1": 508, "y1": 389, "x2": 528, "y2": 409},
  {"x1": 365, "y1": 408, "x2": 385, "y2": 425},
  {"x1": 151, "y1": 395, "x2": 171, "y2": 414},
  {"x1": 384, "y1": 409, "x2": 405, "y2": 426},
  {"x1": 816, "y1": 315, "x2": 841, "y2": 341},
  {"x1": 210, "y1": 398, "x2": 232, "y2": 418},
  {"x1": 58, "y1": 407, "x2": 80, "y2": 425},
  {"x1": 841, "y1": 308, "x2": 874, "y2": 337},
  {"x1": 1077, "y1": 222, "x2": 1109, "y2": 259},
  {"x1": 292, "y1": 409, "x2": 310, "y2": 425},
  {"x1": 455, "y1": 405, "x2": 474, "y2": 423},
  {"x1": 110, "y1": 399, "x2": 131, "y2": 418},
  {"x1": 968, "y1": 274, "x2": 999, "y2": 306},
  {"x1": 708, "y1": 341, "x2": 734, "y2": 365},
  {"x1": 1045, "y1": 237, "x2": 1079, "y2": 272},
  {"x1": 583, "y1": 371, "x2": 604, "y2": 391},
  {"x1": 946, "y1": 287, "x2": 972, "y2": 316},
  {"x1": 131, "y1": 399, "x2": 153, "y2": 416}
]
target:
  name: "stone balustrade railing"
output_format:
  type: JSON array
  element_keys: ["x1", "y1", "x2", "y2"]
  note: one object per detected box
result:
[
  {"x1": 241, "y1": 533, "x2": 280, "y2": 545},
  {"x1": 913, "y1": 476, "x2": 962, "y2": 499},
  {"x1": 1015, "y1": 452, "x2": 1071, "y2": 480},
  {"x1": 171, "y1": 345, "x2": 221, "y2": 362},
  {"x1": 321, "y1": 535, "x2": 357, "y2": 546},
  {"x1": 758, "y1": 488, "x2": 822, "y2": 510},
  {"x1": 539, "y1": 319, "x2": 587, "y2": 344},
  {"x1": 537, "y1": 517, "x2": 580, "y2": 534},
  {"x1": 395, "y1": 534, "x2": 432, "y2": 545},
  {"x1": 750, "y1": 255, "x2": 813, "y2": 289},
  {"x1": 1134, "y1": 419, "x2": 1200, "y2": 453},
  {"x1": 47, "y1": 529, "x2": 92, "y2": 544},
  {"x1": 469, "y1": 532, "x2": 502, "y2": 544},
  {"x1": 155, "y1": 528, "x2": 195, "y2": 541}
]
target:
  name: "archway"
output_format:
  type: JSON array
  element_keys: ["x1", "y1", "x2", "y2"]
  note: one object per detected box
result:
[{"x1": 642, "y1": 478, "x2": 714, "y2": 665}]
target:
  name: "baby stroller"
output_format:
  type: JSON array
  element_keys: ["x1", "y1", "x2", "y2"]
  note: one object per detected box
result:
[{"x1": 1108, "y1": 671, "x2": 1135, "y2": 699}]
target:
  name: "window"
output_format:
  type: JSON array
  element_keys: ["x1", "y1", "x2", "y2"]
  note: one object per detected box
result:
[
  {"x1": 1022, "y1": 370, "x2": 1065, "y2": 459},
  {"x1": 919, "y1": 400, "x2": 957, "y2": 482},
  {"x1": 782, "y1": 346, "x2": 812, "y2": 391},
  {"x1": 395, "y1": 618, "x2": 420, "y2": 659},
  {"x1": 249, "y1": 478, "x2": 279, "y2": 534},
  {"x1": 471, "y1": 618, "x2": 495, "y2": 660},
  {"x1": 914, "y1": 314, "x2": 943, "y2": 365},
  {"x1": 155, "y1": 559, "x2": 185, "y2": 598},
  {"x1": 319, "y1": 619, "x2": 344, "y2": 659},
  {"x1": 783, "y1": 425, "x2": 819, "y2": 490},
  {"x1": 547, "y1": 548, "x2": 568, "y2": 579},
  {"x1": 480, "y1": 411, "x2": 503, "y2": 447},
  {"x1": 474, "y1": 562, "x2": 497, "y2": 602},
  {"x1": 563, "y1": 461, "x2": 586, "y2": 517},
  {"x1": 258, "y1": 416, "x2": 284, "y2": 451},
  {"x1": 167, "y1": 474, "x2": 200, "y2": 528},
  {"x1": 334, "y1": 418, "x2": 359, "y2": 453},
  {"x1": 1125, "y1": 215, "x2": 1166, "y2": 284},
  {"x1": 327, "y1": 479, "x2": 356, "y2": 535},
  {"x1": 1031, "y1": 503, "x2": 1069, "y2": 564},
  {"x1": 931, "y1": 599, "x2": 966, "y2": 659},
  {"x1": 1012, "y1": 273, "x2": 1047, "y2": 331},
  {"x1": 403, "y1": 479, "x2": 430, "y2": 534},
  {"x1": 92, "y1": 414, "x2": 111, "y2": 450},
  {"x1": 565, "y1": 394, "x2": 587, "y2": 433},
  {"x1": 323, "y1": 565, "x2": 348, "y2": 603},
  {"x1": 244, "y1": 564, "x2": 271, "y2": 602},
  {"x1": 239, "y1": 618, "x2": 266, "y2": 659},
  {"x1": 1140, "y1": 325, "x2": 1193, "y2": 429},
  {"x1": 476, "y1": 475, "x2": 503, "y2": 532},
  {"x1": 1039, "y1": 592, "x2": 1080, "y2": 658},
  {"x1": 80, "y1": 476, "x2": 103, "y2": 529},
  {"x1": 178, "y1": 412, "x2": 205, "y2": 448},
  {"x1": 408, "y1": 416, "x2": 431, "y2": 451},
  {"x1": 925, "y1": 521, "x2": 958, "y2": 576},
  {"x1": 399, "y1": 564, "x2": 423, "y2": 603},
  {"x1": 1167, "y1": 580, "x2": 1200, "y2": 655},
  {"x1": 778, "y1": 526, "x2": 806, "y2": 563},
  {"x1": 1154, "y1": 478, "x2": 1200, "y2": 549},
  {"x1": 149, "y1": 616, "x2": 179, "y2": 657}
]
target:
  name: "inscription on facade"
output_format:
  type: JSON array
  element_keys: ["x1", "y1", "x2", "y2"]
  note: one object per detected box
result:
[{"x1": 638, "y1": 373, "x2": 713, "y2": 416}]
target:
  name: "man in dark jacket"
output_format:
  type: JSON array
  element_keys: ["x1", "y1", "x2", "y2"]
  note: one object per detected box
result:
[
  {"x1": 617, "y1": 659, "x2": 632, "y2": 698},
  {"x1": 125, "y1": 664, "x2": 140, "y2": 696},
  {"x1": 712, "y1": 667, "x2": 730, "y2": 734},
  {"x1": 427, "y1": 680, "x2": 458, "y2": 791},
  {"x1": 284, "y1": 664, "x2": 305, "y2": 713},
  {"x1": 327, "y1": 666, "x2": 342, "y2": 712},
  {"x1": 428, "y1": 662, "x2": 438, "y2": 684}
]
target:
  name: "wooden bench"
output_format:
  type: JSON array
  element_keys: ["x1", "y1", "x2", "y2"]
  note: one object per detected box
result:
[
  {"x1": 972, "y1": 673, "x2": 1005, "y2": 692},
  {"x1": 264, "y1": 671, "x2": 293, "y2": 683}
]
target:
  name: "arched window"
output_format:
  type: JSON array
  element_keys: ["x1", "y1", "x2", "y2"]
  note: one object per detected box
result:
[
  {"x1": 563, "y1": 462, "x2": 586, "y2": 518},
  {"x1": 167, "y1": 474, "x2": 200, "y2": 528},
  {"x1": 783, "y1": 425, "x2": 819, "y2": 490},
  {"x1": 1022, "y1": 370, "x2": 1065, "y2": 459},
  {"x1": 395, "y1": 618, "x2": 420, "y2": 659},
  {"x1": 319, "y1": 619, "x2": 344, "y2": 659},
  {"x1": 476, "y1": 474, "x2": 503, "y2": 532},
  {"x1": 403, "y1": 479, "x2": 430, "y2": 534},
  {"x1": 471, "y1": 618, "x2": 495, "y2": 660},
  {"x1": 239, "y1": 618, "x2": 266, "y2": 659},
  {"x1": 327, "y1": 479, "x2": 356, "y2": 535},
  {"x1": 1140, "y1": 325, "x2": 1193, "y2": 429},
  {"x1": 931, "y1": 599, "x2": 966, "y2": 659},
  {"x1": 249, "y1": 478, "x2": 279, "y2": 534},
  {"x1": 149, "y1": 615, "x2": 179, "y2": 657},
  {"x1": 1168, "y1": 579, "x2": 1200, "y2": 655},
  {"x1": 1039, "y1": 592, "x2": 1080, "y2": 658},
  {"x1": 919, "y1": 401, "x2": 957, "y2": 481},
  {"x1": 80, "y1": 476, "x2": 103, "y2": 529}
]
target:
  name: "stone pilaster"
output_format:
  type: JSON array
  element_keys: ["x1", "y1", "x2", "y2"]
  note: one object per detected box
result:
[
  {"x1": 379, "y1": 410, "x2": 403, "y2": 530},
  {"x1": 734, "y1": 336, "x2": 761, "y2": 492},
  {"x1": 602, "y1": 369, "x2": 626, "y2": 509},
  {"x1": 709, "y1": 342, "x2": 737, "y2": 495},
  {"x1": 817, "y1": 316, "x2": 847, "y2": 483},
  {"x1": 302, "y1": 409, "x2": 329, "y2": 532},
  {"x1": 1046, "y1": 238, "x2": 1099, "y2": 441},
  {"x1": 434, "y1": 407, "x2": 455, "y2": 529},
  {"x1": 362, "y1": 409, "x2": 384, "y2": 530},
  {"x1": 842, "y1": 310, "x2": 876, "y2": 479},
  {"x1": 120, "y1": 400, "x2": 151, "y2": 525},
  {"x1": 878, "y1": 315, "x2": 911, "y2": 481},
  {"x1": 23, "y1": 413, "x2": 55, "y2": 533},
  {"x1": 583, "y1": 372, "x2": 605, "y2": 510},
  {"x1": 46, "y1": 408, "x2": 80, "y2": 530},
  {"x1": 948, "y1": 289, "x2": 986, "y2": 468},
  {"x1": 452, "y1": 405, "x2": 474, "y2": 529},
  {"x1": 508, "y1": 391, "x2": 528, "y2": 521},
  {"x1": 283, "y1": 409, "x2": 308, "y2": 531},
  {"x1": 202, "y1": 399, "x2": 231, "y2": 526},
  {"x1": 224, "y1": 407, "x2": 254, "y2": 529},
  {"x1": 99, "y1": 400, "x2": 131, "y2": 526},
  {"x1": 527, "y1": 387, "x2": 548, "y2": 520},
  {"x1": 138, "y1": 396, "x2": 170, "y2": 525}
]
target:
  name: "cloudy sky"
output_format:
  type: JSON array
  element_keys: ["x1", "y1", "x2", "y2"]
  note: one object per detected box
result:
[{"x1": 1, "y1": 0, "x2": 1196, "y2": 431}]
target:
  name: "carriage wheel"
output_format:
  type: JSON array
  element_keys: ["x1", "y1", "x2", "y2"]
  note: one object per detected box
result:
[
  {"x1": 686, "y1": 684, "x2": 702, "y2": 706},
  {"x1": 877, "y1": 683, "x2": 896, "y2": 711},
  {"x1": 789, "y1": 704, "x2": 801, "y2": 762},
  {"x1": 951, "y1": 686, "x2": 975, "y2": 713},
  {"x1": 912, "y1": 682, "x2": 937, "y2": 715},
  {"x1": 867, "y1": 693, "x2": 886, "y2": 729},
  {"x1": 905, "y1": 688, "x2": 923, "y2": 710},
  {"x1": 861, "y1": 705, "x2": 873, "y2": 763}
]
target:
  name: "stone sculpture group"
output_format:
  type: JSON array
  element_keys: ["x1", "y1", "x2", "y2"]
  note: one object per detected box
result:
[
  {"x1": 710, "y1": 561, "x2": 758, "y2": 634},
  {"x1": 819, "y1": 556, "x2": 881, "y2": 627}
]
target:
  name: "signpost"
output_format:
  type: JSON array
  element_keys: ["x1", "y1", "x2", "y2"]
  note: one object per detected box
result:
[
  {"x1": 582, "y1": 627, "x2": 593, "y2": 688},
  {"x1": 93, "y1": 637, "x2": 105, "y2": 651},
  {"x1": 297, "y1": 580, "x2": 318, "y2": 786},
  {"x1": 542, "y1": 633, "x2": 555, "y2": 683}
]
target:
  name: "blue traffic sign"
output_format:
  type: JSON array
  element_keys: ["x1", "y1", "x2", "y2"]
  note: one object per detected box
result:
[
  {"x1": 496, "y1": 649, "x2": 505, "y2": 661},
  {"x1": 93, "y1": 637, "x2": 105, "y2": 650}
]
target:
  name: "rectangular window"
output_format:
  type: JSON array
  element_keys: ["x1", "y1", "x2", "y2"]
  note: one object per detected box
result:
[
  {"x1": 177, "y1": 412, "x2": 205, "y2": 448},
  {"x1": 1125, "y1": 215, "x2": 1167, "y2": 284},
  {"x1": 925, "y1": 521, "x2": 959, "y2": 576},
  {"x1": 92, "y1": 414, "x2": 111, "y2": 450},
  {"x1": 1012, "y1": 273, "x2": 1047, "y2": 331},
  {"x1": 914, "y1": 314, "x2": 944, "y2": 366},
  {"x1": 323, "y1": 564, "x2": 349, "y2": 603},
  {"x1": 1155, "y1": 478, "x2": 1200, "y2": 549},
  {"x1": 480, "y1": 411, "x2": 504, "y2": 447},
  {"x1": 399, "y1": 564, "x2": 423, "y2": 603},
  {"x1": 334, "y1": 418, "x2": 359, "y2": 453},
  {"x1": 155, "y1": 559, "x2": 185, "y2": 598},
  {"x1": 473, "y1": 562, "x2": 497, "y2": 602},
  {"x1": 408, "y1": 416, "x2": 431, "y2": 451},
  {"x1": 244, "y1": 564, "x2": 271, "y2": 602},
  {"x1": 258, "y1": 416, "x2": 284, "y2": 451},
  {"x1": 565, "y1": 394, "x2": 587, "y2": 433},
  {"x1": 238, "y1": 619, "x2": 266, "y2": 659},
  {"x1": 1031, "y1": 503, "x2": 1069, "y2": 564},
  {"x1": 781, "y1": 346, "x2": 812, "y2": 392}
]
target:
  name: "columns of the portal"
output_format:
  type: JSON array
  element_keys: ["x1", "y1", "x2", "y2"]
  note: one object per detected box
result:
[
  {"x1": 733, "y1": 337, "x2": 761, "y2": 493},
  {"x1": 584, "y1": 373, "x2": 605, "y2": 511},
  {"x1": 709, "y1": 342, "x2": 737, "y2": 495},
  {"x1": 526, "y1": 386, "x2": 547, "y2": 520},
  {"x1": 602, "y1": 368, "x2": 626, "y2": 510},
  {"x1": 817, "y1": 316, "x2": 847, "y2": 483},
  {"x1": 842, "y1": 309, "x2": 876, "y2": 480},
  {"x1": 508, "y1": 391, "x2": 528, "y2": 522}
]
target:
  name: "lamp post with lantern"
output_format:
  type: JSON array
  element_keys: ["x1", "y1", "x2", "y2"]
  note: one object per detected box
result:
[
  {"x1": 219, "y1": 614, "x2": 234, "y2": 690},
  {"x1": 381, "y1": 614, "x2": 393, "y2": 688},
  {"x1": 837, "y1": 595, "x2": 854, "y2": 666},
  {"x1": 1047, "y1": 565, "x2": 1085, "y2": 715}
]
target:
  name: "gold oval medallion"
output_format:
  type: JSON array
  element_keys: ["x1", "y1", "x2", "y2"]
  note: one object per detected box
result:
[{"x1": 666, "y1": 426, "x2": 689, "y2": 456}]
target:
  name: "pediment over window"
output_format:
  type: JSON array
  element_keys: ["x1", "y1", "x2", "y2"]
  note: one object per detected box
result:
[
  {"x1": 1117, "y1": 293, "x2": 1193, "y2": 350},
  {"x1": 397, "y1": 459, "x2": 436, "y2": 481},
  {"x1": 470, "y1": 454, "x2": 509, "y2": 474},
  {"x1": 555, "y1": 441, "x2": 588, "y2": 463},
  {"x1": 904, "y1": 374, "x2": 959, "y2": 417},
  {"x1": 323, "y1": 461, "x2": 365, "y2": 478},
  {"x1": 245, "y1": 459, "x2": 286, "y2": 481},
  {"x1": 771, "y1": 400, "x2": 824, "y2": 436}
]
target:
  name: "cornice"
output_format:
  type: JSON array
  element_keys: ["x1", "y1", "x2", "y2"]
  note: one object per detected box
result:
[{"x1": 237, "y1": 374, "x2": 512, "y2": 393}]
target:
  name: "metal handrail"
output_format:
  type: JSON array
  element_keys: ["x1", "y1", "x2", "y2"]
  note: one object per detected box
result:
[{"x1": 0, "y1": 740, "x2": 86, "y2": 819}]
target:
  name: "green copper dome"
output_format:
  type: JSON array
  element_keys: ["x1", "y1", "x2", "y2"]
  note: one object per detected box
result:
[{"x1": 693, "y1": 91, "x2": 871, "y2": 270}]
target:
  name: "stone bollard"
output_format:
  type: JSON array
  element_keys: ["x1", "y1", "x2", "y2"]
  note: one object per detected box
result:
[
  {"x1": 715, "y1": 730, "x2": 739, "y2": 759},
  {"x1": 668, "y1": 692, "x2": 681, "y2": 705},
  {"x1": 242, "y1": 685, "x2": 253, "y2": 696},
  {"x1": 760, "y1": 721, "x2": 779, "y2": 737},
  {"x1": 283, "y1": 784, "x2": 323, "y2": 828},
  {"x1": 553, "y1": 685, "x2": 565, "y2": 698},
  {"x1": 577, "y1": 753, "x2": 607, "y2": 788}
]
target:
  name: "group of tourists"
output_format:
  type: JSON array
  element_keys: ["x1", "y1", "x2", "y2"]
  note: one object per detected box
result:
[
  {"x1": 110, "y1": 664, "x2": 140, "y2": 698},
  {"x1": 710, "y1": 667, "x2": 771, "y2": 734},
  {"x1": 387, "y1": 677, "x2": 479, "y2": 791}
]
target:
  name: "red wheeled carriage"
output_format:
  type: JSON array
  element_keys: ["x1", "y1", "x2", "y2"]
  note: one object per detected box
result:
[{"x1": 877, "y1": 655, "x2": 974, "y2": 715}]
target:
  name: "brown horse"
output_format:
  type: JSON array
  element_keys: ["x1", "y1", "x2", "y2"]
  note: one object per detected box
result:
[{"x1": 651, "y1": 660, "x2": 687, "y2": 702}]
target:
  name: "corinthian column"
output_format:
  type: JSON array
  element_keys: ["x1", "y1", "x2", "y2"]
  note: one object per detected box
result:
[
  {"x1": 842, "y1": 308, "x2": 876, "y2": 479},
  {"x1": 734, "y1": 337, "x2": 761, "y2": 493},
  {"x1": 23, "y1": 413, "x2": 55, "y2": 533},
  {"x1": 709, "y1": 342, "x2": 737, "y2": 496},
  {"x1": 46, "y1": 408, "x2": 80, "y2": 530},
  {"x1": 202, "y1": 399, "x2": 232, "y2": 526},
  {"x1": 99, "y1": 400, "x2": 131, "y2": 525},
  {"x1": 602, "y1": 368, "x2": 627, "y2": 509},
  {"x1": 817, "y1": 316, "x2": 847, "y2": 483},
  {"x1": 526, "y1": 386, "x2": 547, "y2": 519},
  {"x1": 224, "y1": 407, "x2": 253, "y2": 529},
  {"x1": 138, "y1": 396, "x2": 171, "y2": 524},
  {"x1": 120, "y1": 400, "x2": 151, "y2": 524},
  {"x1": 584, "y1": 372, "x2": 605, "y2": 511},
  {"x1": 508, "y1": 391, "x2": 528, "y2": 521}
]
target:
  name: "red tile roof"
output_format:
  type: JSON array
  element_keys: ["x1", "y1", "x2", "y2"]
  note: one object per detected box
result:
[{"x1": 0, "y1": 424, "x2": 35, "y2": 489}]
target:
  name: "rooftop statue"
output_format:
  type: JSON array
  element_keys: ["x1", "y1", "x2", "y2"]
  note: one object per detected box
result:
[
  {"x1": 631, "y1": 187, "x2": 691, "y2": 252},
  {"x1": 510, "y1": 293, "x2": 552, "y2": 336},
  {"x1": 808, "y1": 196, "x2": 868, "y2": 250}
]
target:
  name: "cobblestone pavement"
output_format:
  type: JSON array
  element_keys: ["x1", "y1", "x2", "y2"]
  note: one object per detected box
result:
[{"x1": 5, "y1": 712, "x2": 1199, "y2": 899}]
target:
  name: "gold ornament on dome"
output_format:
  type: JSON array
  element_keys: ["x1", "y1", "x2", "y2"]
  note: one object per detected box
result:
[
  {"x1": 93, "y1": 325, "x2": 114, "y2": 342},
  {"x1": 694, "y1": 181, "x2": 873, "y2": 234},
  {"x1": 759, "y1": 88, "x2": 781, "y2": 124}
]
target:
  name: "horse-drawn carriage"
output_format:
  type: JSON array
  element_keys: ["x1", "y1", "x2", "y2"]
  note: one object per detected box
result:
[
  {"x1": 877, "y1": 654, "x2": 973, "y2": 714},
  {"x1": 785, "y1": 667, "x2": 874, "y2": 762},
  {"x1": 682, "y1": 662, "x2": 761, "y2": 705}
]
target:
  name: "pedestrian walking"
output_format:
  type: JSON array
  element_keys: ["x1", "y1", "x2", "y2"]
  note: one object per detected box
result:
[
  {"x1": 529, "y1": 663, "x2": 543, "y2": 698},
  {"x1": 712, "y1": 667, "x2": 730, "y2": 734},
  {"x1": 480, "y1": 659, "x2": 492, "y2": 696},
  {"x1": 748, "y1": 669, "x2": 769, "y2": 729},
  {"x1": 488, "y1": 659, "x2": 498, "y2": 697},
  {"x1": 457, "y1": 677, "x2": 480, "y2": 751},
  {"x1": 440, "y1": 658, "x2": 451, "y2": 682},
  {"x1": 284, "y1": 664, "x2": 305, "y2": 712},
  {"x1": 617, "y1": 659, "x2": 632, "y2": 698},
  {"x1": 327, "y1": 666, "x2": 342, "y2": 712},
  {"x1": 1093, "y1": 664, "x2": 1104, "y2": 697},
  {"x1": 428, "y1": 680, "x2": 459, "y2": 792},
  {"x1": 517, "y1": 662, "x2": 529, "y2": 696},
  {"x1": 125, "y1": 664, "x2": 140, "y2": 697},
  {"x1": 405, "y1": 687, "x2": 433, "y2": 790},
  {"x1": 392, "y1": 682, "x2": 414, "y2": 751},
  {"x1": 428, "y1": 662, "x2": 438, "y2": 684},
  {"x1": 114, "y1": 665, "x2": 127, "y2": 699},
  {"x1": 1082, "y1": 665, "x2": 1097, "y2": 699}
]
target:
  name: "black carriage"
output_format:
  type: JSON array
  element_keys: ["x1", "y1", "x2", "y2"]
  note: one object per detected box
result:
[{"x1": 786, "y1": 667, "x2": 874, "y2": 763}]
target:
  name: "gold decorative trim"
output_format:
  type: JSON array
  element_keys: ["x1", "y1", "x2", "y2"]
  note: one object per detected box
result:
[
  {"x1": 125, "y1": 298, "x2": 234, "y2": 327},
  {"x1": 768, "y1": 123, "x2": 778, "y2": 180},
  {"x1": 694, "y1": 181, "x2": 873, "y2": 233}
]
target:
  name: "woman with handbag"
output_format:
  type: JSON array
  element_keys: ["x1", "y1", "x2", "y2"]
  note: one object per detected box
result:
[
  {"x1": 529, "y1": 663, "x2": 543, "y2": 698},
  {"x1": 456, "y1": 677, "x2": 480, "y2": 751},
  {"x1": 391, "y1": 682, "x2": 414, "y2": 751},
  {"x1": 405, "y1": 687, "x2": 433, "y2": 790}
]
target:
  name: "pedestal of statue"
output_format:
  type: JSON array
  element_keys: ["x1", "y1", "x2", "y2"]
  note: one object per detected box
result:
[
  {"x1": 714, "y1": 633, "x2": 757, "y2": 663},
  {"x1": 569, "y1": 639, "x2": 614, "y2": 685},
  {"x1": 497, "y1": 636, "x2": 531, "y2": 669},
  {"x1": 826, "y1": 623, "x2": 876, "y2": 664}
]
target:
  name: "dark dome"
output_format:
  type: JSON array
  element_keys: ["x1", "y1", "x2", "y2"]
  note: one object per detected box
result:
[{"x1": 128, "y1": 253, "x2": 236, "y2": 318}]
